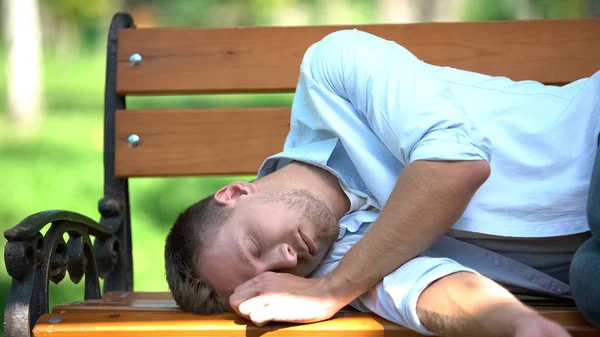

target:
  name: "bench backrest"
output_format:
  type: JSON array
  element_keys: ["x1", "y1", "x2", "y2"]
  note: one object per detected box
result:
[{"x1": 114, "y1": 19, "x2": 600, "y2": 178}]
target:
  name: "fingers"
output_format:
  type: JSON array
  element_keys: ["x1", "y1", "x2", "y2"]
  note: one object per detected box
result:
[
  {"x1": 238, "y1": 295, "x2": 271, "y2": 317},
  {"x1": 237, "y1": 294, "x2": 315, "y2": 326},
  {"x1": 249, "y1": 304, "x2": 275, "y2": 327},
  {"x1": 248, "y1": 299, "x2": 320, "y2": 326},
  {"x1": 230, "y1": 272, "x2": 278, "y2": 315},
  {"x1": 229, "y1": 286, "x2": 260, "y2": 316},
  {"x1": 234, "y1": 294, "x2": 278, "y2": 326},
  {"x1": 229, "y1": 272, "x2": 334, "y2": 327},
  {"x1": 245, "y1": 300, "x2": 296, "y2": 326}
]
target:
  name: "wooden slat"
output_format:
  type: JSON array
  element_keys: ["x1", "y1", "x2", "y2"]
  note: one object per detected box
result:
[
  {"x1": 101, "y1": 291, "x2": 173, "y2": 302},
  {"x1": 64, "y1": 291, "x2": 578, "y2": 308},
  {"x1": 33, "y1": 309, "x2": 599, "y2": 337},
  {"x1": 42, "y1": 292, "x2": 599, "y2": 336},
  {"x1": 34, "y1": 312, "x2": 420, "y2": 337},
  {"x1": 51, "y1": 292, "x2": 582, "y2": 314},
  {"x1": 115, "y1": 108, "x2": 290, "y2": 177},
  {"x1": 54, "y1": 293, "x2": 370, "y2": 315},
  {"x1": 53, "y1": 300, "x2": 180, "y2": 314},
  {"x1": 53, "y1": 292, "x2": 179, "y2": 313},
  {"x1": 117, "y1": 19, "x2": 600, "y2": 94}
]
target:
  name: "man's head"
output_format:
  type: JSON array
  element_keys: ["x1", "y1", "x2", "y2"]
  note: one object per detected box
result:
[{"x1": 165, "y1": 181, "x2": 340, "y2": 314}]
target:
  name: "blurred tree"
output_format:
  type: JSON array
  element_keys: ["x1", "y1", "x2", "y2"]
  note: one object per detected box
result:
[
  {"x1": 463, "y1": 0, "x2": 516, "y2": 21},
  {"x1": 378, "y1": 0, "x2": 418, "y2": 23},
  {"x1": 375, "y1": 0, "x2": 469, "y2": 24},
  {"x1": 377, "y1": 0, "x2": 452, "y2": 23},
  {"x1": 593, "y1": 0, "x2": 600, "y2": 16},
  {"x1": 529, "y1": 0, "x2": 587, "y2": 19},
  {"x1": 40, "y1": 0, "x2": 122, "y2": 52},
  {"x1": 126, "y1": 0, "x2": 293, "y2": 27},
  {"x1": 125, "y1": 0, "x2": 379, "y2": 27},
  {"x1": 3, "y1": 0, "x2": 43, "y2": 130},
  {"x1": 463, "y1": 0, "x2": 596, "y2": 21}
]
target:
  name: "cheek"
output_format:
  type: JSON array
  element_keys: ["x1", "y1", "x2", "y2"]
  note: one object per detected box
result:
[{"x1": 258, "y1": 207, "x2": 293, "y2": 229}]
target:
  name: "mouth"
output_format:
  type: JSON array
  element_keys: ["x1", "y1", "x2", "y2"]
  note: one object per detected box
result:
[{"x1": 299, "y1": 230, "x2": 316, "y2": 256}]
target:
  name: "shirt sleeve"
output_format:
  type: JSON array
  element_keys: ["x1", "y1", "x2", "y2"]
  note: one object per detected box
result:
[
  {"x1": 302, "y1": 29, "x2": 492, "y2": 165},
  {"x1": 311, "y1": 220, "x2": 480, "y2": 336},
  {"x1": 356, "y1": 257, "x2": 479, "y2": 335}
]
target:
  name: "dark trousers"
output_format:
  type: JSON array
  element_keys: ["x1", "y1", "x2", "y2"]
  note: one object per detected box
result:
[{"x1": 570, "y1": 135, "x2": 600, "y2": 327}]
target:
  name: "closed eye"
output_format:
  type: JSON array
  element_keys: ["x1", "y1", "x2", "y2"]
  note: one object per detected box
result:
[{"x1": 248, "y1": 236, "x2": 261, "y2": 257}]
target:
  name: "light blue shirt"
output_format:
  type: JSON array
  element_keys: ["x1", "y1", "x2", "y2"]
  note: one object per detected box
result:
[{"x1": 258, "y1": 29, "x2": 600, "y2": 334}]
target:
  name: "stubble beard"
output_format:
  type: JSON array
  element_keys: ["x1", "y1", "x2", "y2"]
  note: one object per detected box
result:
[{"x1": 258, "y1": 188, "x2": 340, "y2": 252}]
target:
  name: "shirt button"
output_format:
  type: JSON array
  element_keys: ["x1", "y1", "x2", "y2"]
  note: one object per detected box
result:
[
  {"x1": 555, "y1": 287, "x2": 564, "y2": 294},
  {"x1": 493, "y1": 259, "x2": 501, "y2": 266}
]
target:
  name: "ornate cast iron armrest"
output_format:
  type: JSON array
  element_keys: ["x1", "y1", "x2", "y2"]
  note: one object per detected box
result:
[{"x1": 4, "y1": 210, "x2": 120, "y2": 337}]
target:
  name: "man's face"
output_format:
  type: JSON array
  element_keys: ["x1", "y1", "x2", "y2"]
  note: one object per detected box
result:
[{"x1": 199, "y1": 188, "x2": 339, "y2": 296}]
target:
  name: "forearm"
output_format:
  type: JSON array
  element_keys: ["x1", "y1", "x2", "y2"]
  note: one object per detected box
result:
[
  {"x1": 325, "y1": 159, "x2": 490, "y2": 302},
  {"x1": 417, "y1": 272, "x2": 537, "y2": 337}
]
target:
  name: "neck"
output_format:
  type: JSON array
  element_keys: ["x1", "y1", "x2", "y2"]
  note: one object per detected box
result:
[{"x1": 255, "y1": 161, "x2": 350, "y2": 219}]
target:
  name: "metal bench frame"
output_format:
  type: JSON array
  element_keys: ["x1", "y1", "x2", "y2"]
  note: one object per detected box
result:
[{"x1": 4, "y1": 13, "x2": 135, "y2": 337}]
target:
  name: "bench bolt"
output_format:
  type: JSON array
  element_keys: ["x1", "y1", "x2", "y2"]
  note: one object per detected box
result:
[
  {"x1": 129, "y1": 53, "x2": 142, "y2": 66},
  {"x1": 127, "y1": 134, "x2": 140, "y2": 147},
  {"x1": 48, "y1": 317, "x2": 62, "y2": 324}
]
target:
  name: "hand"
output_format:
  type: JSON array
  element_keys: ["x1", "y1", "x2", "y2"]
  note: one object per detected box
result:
[
  {"x1": 515, "y1": 314, "x2": 571, "y2": 337},
  {"x1": 229, "y1": 272, "x2": 349, "y2": 326}
]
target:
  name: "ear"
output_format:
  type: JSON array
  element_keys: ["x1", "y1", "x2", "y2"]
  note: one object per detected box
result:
[{"x1": 214, "y1": 182, "x2": 257, "y2": 206}]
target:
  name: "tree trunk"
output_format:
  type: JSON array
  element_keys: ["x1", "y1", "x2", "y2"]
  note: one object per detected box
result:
[
  {"x1": 3, "y1": 0, "x2": 43, "y2": 130},
  {"x1": 377, "y1": 0, "x2": 419, "y2": 23}
]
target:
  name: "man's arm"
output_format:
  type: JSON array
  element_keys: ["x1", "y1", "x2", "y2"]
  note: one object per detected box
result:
[
  {"x1": 325, "y1": 159, "x2": 490, "y2": 305},
  {"x1": 416, "y1": 272, "x2": 569, "y2": 337},
  {"x1": 303, "y1": 29, "x2": 491, "y2": 305}
]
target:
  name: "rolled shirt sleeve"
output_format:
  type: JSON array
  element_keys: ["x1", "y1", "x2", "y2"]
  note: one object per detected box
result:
[
  {"x1": 311, "y1": 215, "x2": 480, "y2": 336},
  {"x1": 303, "y1": 29, "x2": 492, "y2": 165},
  {"x1": 357, "y1": 257, "x2": 479, "y2": 335}
]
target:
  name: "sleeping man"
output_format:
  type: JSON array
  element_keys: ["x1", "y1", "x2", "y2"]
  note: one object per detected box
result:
[{"x1": 164, "y1": 30, "x2": 600, "y2": 337}]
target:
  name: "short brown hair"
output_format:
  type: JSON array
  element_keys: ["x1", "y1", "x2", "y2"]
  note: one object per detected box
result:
[{"x1": 164, "y1": 194, "x2": 232, "y2": 314}]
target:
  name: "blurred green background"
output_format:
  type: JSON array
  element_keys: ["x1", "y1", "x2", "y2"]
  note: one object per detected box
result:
[{"x1": 1, "y1": 0, "x2": 599, "y2": 335}]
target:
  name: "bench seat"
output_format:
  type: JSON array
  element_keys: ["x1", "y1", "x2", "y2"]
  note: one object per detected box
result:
[{"x1": 33, "y1": 292, "x2": 599, "y2": 337}]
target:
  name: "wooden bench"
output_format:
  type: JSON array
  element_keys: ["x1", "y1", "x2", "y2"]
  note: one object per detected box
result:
[{"x1": 4, "y1": 12, "x2": 600, "y2": 337}]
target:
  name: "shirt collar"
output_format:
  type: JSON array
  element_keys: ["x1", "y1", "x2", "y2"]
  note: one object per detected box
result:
[
  {"x1": 258, "y1": 138, "x2": 339, "y2": 178},
  {"x1": 257, "y1": 138, "x2": 379, "y2": 239}
]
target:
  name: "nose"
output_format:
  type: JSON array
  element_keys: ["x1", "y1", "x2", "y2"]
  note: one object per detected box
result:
[{"x1": 262, "y1": 243, "x2": 298, "y2": 272}]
